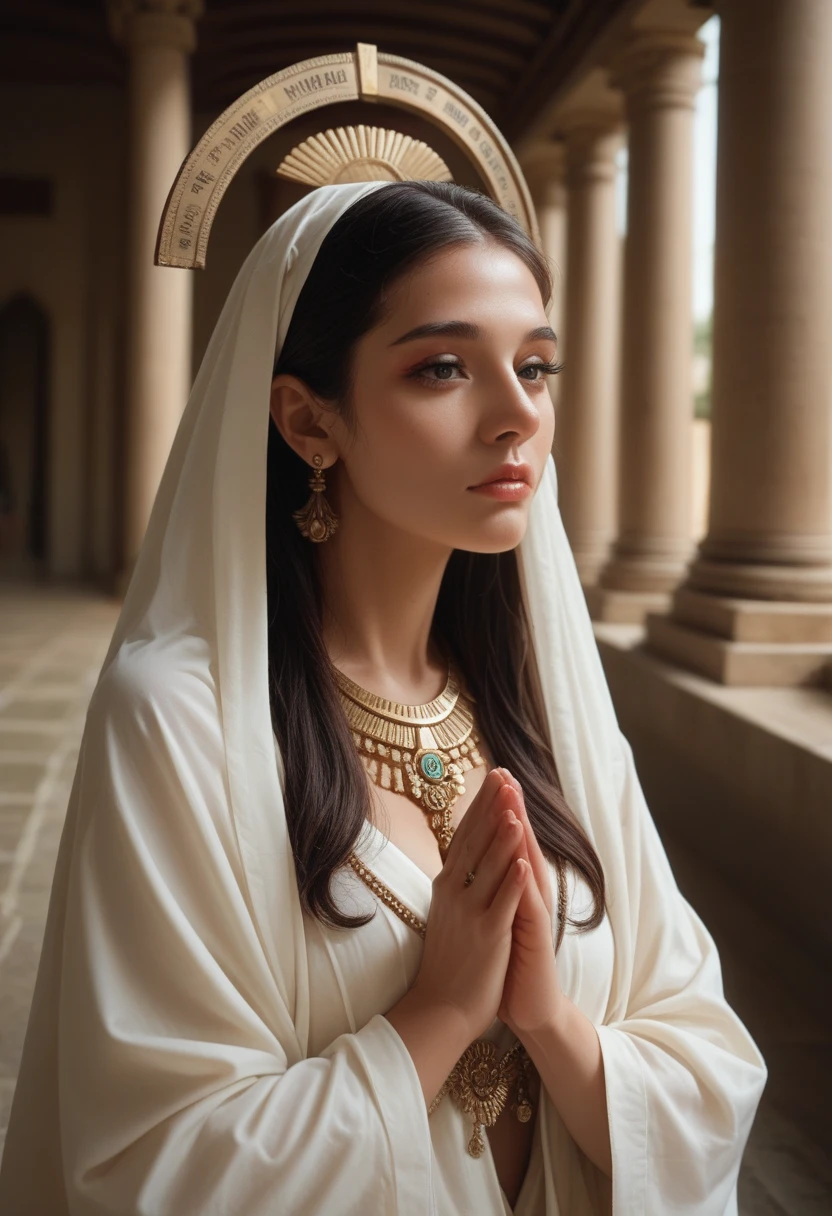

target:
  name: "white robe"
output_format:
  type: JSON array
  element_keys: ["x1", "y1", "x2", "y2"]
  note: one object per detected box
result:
[{"x1": 0, "y1": 181, "x2": 767, "y2": 1214}]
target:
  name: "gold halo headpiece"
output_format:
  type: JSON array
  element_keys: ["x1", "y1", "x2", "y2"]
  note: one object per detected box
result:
[{"x1": 155, "y1": 43, "x2": 538, "y2": 269}]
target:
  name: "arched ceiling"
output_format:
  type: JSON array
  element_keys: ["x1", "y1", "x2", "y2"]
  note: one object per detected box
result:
[
  {"x1": 1, "y1": 0, "x2": 639, "y2": 142},
  {"x1": 193, "y1": 0, "x2": 563, "y2": 121}
]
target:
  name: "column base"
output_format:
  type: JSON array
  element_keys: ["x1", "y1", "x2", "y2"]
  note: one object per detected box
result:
[
  {"x1": 585, "y1": 585, "x2": 671, "y2": 624},
  {"x1": 644, "y1": 587, "x2": 832, "y2": 685},
  {"x1": 598, "y1": 545, "x2": 694, "y2": 596},
  {"x1": 687, "y1": 555, "x2": 832, "y2": 603}
]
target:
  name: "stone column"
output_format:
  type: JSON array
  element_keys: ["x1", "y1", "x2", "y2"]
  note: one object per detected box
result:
[
  {"x1": 555, "y1": 108, "x2": 622, "y2": 587},
  {"x1": 520, "y1": 141, "x2": 567, "y2": 424},
  {"x1": 647, "y1": 0, "x2": 832, "y2": 685},
  {"x1": 109, "y1": 0, "x2": 202, "y2": 581},
  {"x1": 520, "y1": 141, "x2": 568, "y2": 339},
  {"x1": 591, "y1": 31, "x2": 703, "y2": 623}
]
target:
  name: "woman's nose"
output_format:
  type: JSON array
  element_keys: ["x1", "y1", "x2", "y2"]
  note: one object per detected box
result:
[{"x1": 485, "y1": 374, "x2": 542, "y2": 444}]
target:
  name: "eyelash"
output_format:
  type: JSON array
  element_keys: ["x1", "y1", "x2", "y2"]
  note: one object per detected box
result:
[{"x1": 409, "y1": 359, "x2": 564, "y2": 389}]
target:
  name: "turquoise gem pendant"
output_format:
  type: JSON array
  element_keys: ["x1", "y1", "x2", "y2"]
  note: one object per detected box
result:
[
  {"x1": 420, "y1": 752, "x2": 446, "y2": 781},
  {"x1": 405, "y1": 746, "x2": 466, "y2": 855}
]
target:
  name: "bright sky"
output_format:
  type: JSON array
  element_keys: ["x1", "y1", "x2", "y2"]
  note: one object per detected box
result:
[{"x1": 615, "y1": 15, "x2": 720, "y2": 322}]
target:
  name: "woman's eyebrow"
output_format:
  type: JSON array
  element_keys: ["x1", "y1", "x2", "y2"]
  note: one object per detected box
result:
[{"x1": 389, "y1": 321, "x2": 557, "y2": 346}]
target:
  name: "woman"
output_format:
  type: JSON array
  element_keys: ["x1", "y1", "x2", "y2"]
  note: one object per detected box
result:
[{"x1": 0, "y1": 179, "x2": 767, "y2": 1214}]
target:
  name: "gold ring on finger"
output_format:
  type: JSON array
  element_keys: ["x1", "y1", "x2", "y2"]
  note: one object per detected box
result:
[{"x1": 464, "y1": 870, "x2": 476, "y2": 887}]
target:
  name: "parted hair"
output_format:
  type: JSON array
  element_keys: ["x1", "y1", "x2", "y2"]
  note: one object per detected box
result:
[{"x1": 267, "y1": 180, "x2": 607, "y2": 934}]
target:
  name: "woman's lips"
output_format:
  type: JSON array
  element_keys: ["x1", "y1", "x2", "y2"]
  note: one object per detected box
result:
[{"x1": 467, "y1": 480, "x2": 531, "y2": 501}]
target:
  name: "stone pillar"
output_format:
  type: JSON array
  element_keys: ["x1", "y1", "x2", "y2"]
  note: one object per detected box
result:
[
  {"x1": 647, "y1": 0, "x2": 832, "y2": 686},
  {"x1": 555, "y1": 110, "x2": 622, "y2": 587},
  {"x1": 590, "y1": 31, "x2": 704, "y2": 624},
  {"x1": 520, "y1": 141, "x2": 568, "y2": 339},
  {"x1": 520, "y1": 141, "x2": 567, "y2": 424},
  {"x1": 109, "y1": 0, "x2": 202, "y2": 581}
]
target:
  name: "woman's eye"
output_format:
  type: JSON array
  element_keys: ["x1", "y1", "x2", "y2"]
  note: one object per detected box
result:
[
  {"x1": 420, "y1": 362, "x2": 462, "y2": 381},
  {"x1": 519, "y1": 360, "x2": 564, "y2": 382},
  {"x1": 407, "y1": 361, "x2": 465, "y2": 386},
  {"x1": 519, "y1": 362, "x2": 556, "y2": 381}
]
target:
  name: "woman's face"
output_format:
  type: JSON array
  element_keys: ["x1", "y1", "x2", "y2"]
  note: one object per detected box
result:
[{"x1": 286, "y1": 239, "x2": 557, "y2": 555}]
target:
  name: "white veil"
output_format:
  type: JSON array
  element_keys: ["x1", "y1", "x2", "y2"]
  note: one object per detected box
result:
[{"x1": 0, "y1": 181, "x2": 766, "y2": 1216}]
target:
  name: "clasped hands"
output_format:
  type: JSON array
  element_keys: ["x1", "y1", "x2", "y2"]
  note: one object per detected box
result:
[
  {"x1": 407, "y1": 771, "x2": 612, "y2": 1179},
  {"x1": 445, "y1": 768, "x2": 561, "y2": 1036}
]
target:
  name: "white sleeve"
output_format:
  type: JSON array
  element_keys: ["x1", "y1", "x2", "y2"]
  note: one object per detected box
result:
[
  {"x1": 56, "y1": 653, "x2": 434, "y2": 1216},
  {"x1": 593, "y1": 734, "x2": 767, "y2": 1215}
]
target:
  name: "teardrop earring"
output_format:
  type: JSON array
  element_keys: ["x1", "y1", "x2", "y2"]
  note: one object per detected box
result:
[{"x1": 292, "y1": 454, "x2": 339, "y2": 543}]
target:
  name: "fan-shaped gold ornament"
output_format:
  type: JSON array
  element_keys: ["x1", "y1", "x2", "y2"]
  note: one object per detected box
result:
[{"x1": 277, "y1": 124, "x2": 453, "y2": 186}]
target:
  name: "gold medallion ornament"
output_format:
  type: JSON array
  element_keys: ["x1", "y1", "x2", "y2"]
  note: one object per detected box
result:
[
  {"x1": 333, "y1": 659, "x2": 485, "y2": 856},
  {"x1": 434, "y1": 1039, "x2": 533, "y2": 1158}
]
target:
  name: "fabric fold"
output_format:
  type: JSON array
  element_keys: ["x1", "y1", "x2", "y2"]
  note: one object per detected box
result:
[{"x1": 54, "y1": 643, "x2": 434, "y2": 1216}]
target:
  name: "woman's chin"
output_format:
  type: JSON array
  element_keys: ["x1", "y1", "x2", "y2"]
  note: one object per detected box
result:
[{"x1": 457, "y1": 519, "x2": 530, "y2": 554}]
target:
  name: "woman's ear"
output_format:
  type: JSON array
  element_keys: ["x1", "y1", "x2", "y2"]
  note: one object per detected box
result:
[{"x1": 269, "y1": 374, "x2": 339, "y2": 468}]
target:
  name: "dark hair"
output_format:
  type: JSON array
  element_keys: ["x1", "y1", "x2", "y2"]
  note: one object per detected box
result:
[{"x1": 267, "y1": 180, "x2": 606, "y2": 936}]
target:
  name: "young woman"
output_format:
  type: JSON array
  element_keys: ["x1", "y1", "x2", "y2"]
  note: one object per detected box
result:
[{"x1": 0, "y1": 180, "x2": 766, "y2": 1215}]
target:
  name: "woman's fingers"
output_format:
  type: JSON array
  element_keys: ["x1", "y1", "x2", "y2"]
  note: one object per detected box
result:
[
  {"x1": 497, "y1": 769, "x2": 553, "y2": 914},
  {"x1": 488, "y1": 856, "x2": 529, "y2": 931},
  {"x1": 464, "y1": 806, "x2": 523, "y2": 907},
  {"x1": 444, "y1": 769, "x2": 504, "y2": 858},
  {"x1": 450, "y1": 779, "x2": 518, "y2": 882},
  {"x1": 442, "y1": 768, "x2": 507, "y2": 878}
]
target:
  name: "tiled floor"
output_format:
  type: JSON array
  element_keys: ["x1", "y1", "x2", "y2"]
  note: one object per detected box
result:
[
  {"x1": 0, "y1": 584, "x2": 121, "y2": 1154},
  {"x1": 0, "y1": 584, "x2": 830, "y2": 1214}
]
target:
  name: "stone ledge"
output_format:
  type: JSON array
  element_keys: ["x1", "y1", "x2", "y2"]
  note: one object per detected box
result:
[
  {"x1": 671, "y1": 587, "x2": 832, "y2": 643},
  {"x1": 644, "y1": 612, "x2": 832, "y2": 686},
  {"x1": 593, "y1": 622, "x2": 832, "y2": 962}
]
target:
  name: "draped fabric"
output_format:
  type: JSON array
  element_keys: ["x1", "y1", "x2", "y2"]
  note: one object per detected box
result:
[{"x1": 0, "y1": 181, "x2": 766, "y2": 1215}]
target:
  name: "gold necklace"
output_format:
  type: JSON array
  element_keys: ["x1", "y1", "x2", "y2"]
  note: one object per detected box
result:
[{"x1": 333, "y1": 659, "x2": 486, "y2": 856}]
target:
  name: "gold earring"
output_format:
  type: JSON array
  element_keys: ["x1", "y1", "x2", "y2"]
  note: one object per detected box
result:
[{"x1": 292, "y1": 454, "x2": 339, "y2": 543}]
